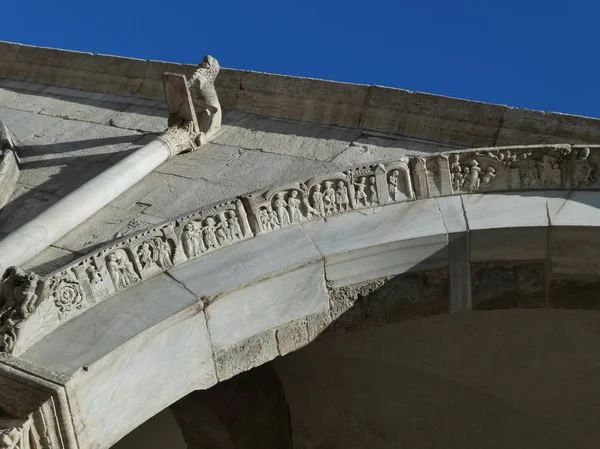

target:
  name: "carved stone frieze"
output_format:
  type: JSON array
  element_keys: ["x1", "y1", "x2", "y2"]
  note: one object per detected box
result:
[
  {"x1": 0, "y1": 268, "x2": 43, "y2": 353},
  {"x1": 0, "y1": 415, "x2": 41, "y2": 449},
  {"x1": 3, "y1": 145, "x2": 600, "y2": 355}
]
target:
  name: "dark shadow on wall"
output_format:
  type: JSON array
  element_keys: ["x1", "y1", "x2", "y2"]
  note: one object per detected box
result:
[{"x1": 170, "y1": 364, "x2": 293, "y2": 449}]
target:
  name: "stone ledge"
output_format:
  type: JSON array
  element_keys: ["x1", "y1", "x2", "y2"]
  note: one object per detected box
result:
[{"x1": 2, "y1": 41, "x2": 600, "y2": 147}]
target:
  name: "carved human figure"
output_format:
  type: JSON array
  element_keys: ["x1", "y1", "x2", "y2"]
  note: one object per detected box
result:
[
  {"x1": 259, "y1": 209, "x2": 271, "y2": 231},
  {"x1": 274, "y1": 192, "x2": 291, "y2": 226},
  {"x1": 550, "y1": 163, "x2": 561, "y2": 188},
  {"x1": 287, "y1": 191, "x2": 303, "y2": 223},
  {"x1": 203, "y1": 217, "x2": 219, "y2": 249},
  {"x1": 107, "y1": 253, "x2": 138, "y2": 289},
  {"x1": 228, "y1": 211, "x2": 243, "y2": 240},
  {"x1": 216, "y1": 218, "x2": 230, "y2": 244},
  {"x1": 354, "y1": 177, "x2": 367, "y2": 206},
  {"x1": 522, "y1": 160, "x2": 540, "y2": 188},
  {"x1": 466, "y1": 160, "x2": 481, "y2": 192},
  {"x1": 154, "y1": 238, "x2": 172, "y2": 269},
  {"x1": 450, "y1": 155, "x2": 463, "y2": 191},
  {"x1": 312, "y1": 184, "x2": 325, "y2": 216},
  {"x1": 368, "y1": 176, "x2": 378, "y2": 205},
  {"x1": 388, "y1": 170, "x2": 401, "y2": 201},
  {"x1": 539, "y1": 155, "x2": 554, "y2": 188},
  {"x1": 182, "y1": 222, "x2": 204, "y2": 258},
  {"x1": 574, "y1": 147, "x2": 595, "y2": 186},
  {"x1": 137, "y1": 242, "x2": 154, "y2": 269},
  {"x1": 323, "y1": 181, "x2": 336, "y2": 214},
  {"x1": 335, "y1": 181, "x2": 349, "y2": 212},
  {"x1": 481, "y1": 167, "x2": 496, "y2": 186},
  {"x1": 268, "y1": 208, "x2": 280, "y2": 229}
]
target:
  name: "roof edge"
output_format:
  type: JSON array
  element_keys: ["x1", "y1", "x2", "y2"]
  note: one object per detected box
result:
[{"x1": 0, "y1": 41, "x2": 599, "y2": 147}]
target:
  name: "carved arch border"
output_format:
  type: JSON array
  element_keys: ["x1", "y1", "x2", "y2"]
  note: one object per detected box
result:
[{"x1": 4, "y1": 143, "x2": 600, "y2": 355}]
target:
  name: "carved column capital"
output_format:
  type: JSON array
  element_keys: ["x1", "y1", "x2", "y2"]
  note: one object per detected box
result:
[{"x1": 155, "y1": 125, "x2": 196, "y2": 159}]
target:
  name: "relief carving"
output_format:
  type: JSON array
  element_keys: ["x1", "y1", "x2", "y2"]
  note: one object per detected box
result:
[
  {"x1": 573, "y1": 147, "x2": 595, "y2": 186},
  {"x1": 0, "y1": 415, "x2": 41, "y2": 449},
  {"x1": 106, "y1": 251, "x2": 140, "y2": 291},
  {"x1": 188, "y1": 55, "x2": 222, "y2": 145},
  {"x1": 0, "y1": 268, "x2": 42, "y2": 353},
  {"x1": 48, "y1": 273, "x2": 84, "y2": 316},
  {"x1": 450, "y1": 155, "x2": 496, "y2": 193}
]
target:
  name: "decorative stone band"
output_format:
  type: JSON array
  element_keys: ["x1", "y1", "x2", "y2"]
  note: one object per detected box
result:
[{"x1": 2, "y1": 143, "x2": 599, "y2": 355}]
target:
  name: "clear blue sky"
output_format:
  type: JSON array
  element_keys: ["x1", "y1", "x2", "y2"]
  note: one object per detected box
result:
[{"x1": 2, "y1": 0, "x2": 598, "y2": 118}]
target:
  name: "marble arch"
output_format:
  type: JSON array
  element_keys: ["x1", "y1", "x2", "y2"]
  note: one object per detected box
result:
[{"x1": 1, "y1": 143, "x2": 600, "y2": 448}]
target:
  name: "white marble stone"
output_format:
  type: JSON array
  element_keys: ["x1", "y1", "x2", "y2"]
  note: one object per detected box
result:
[
  {"x1": 462, "y1": 193, "x2": 549, "y2": 230},
  {"x1": 206, "y1": 262, "x2": 328, "y2": 349},
  {"x1": 69, "y1": 310, "x2": 215, "y2": 449},
  {"x1": 168, "y1": 225, "x2": 322, "y2": 297},
  {"x1": 20, "y1": 274, "x2": 199, "y2": 369},
  {"x1": 548, "y1": 191, "x2": 600, "y2": 227},
  {"x1": 436, "y1": 196, "x2": 467, "y2": 233},
  {"x1": 301, "y1": 200, "x2": 448, "y2": 285}
]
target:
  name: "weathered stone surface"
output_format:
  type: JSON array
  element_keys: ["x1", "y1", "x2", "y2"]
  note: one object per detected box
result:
[
  {"x1": 20, "y1": 245, "x2": 79, "y2": 276},
  {"x1": 328, "y1": 271, "x2": 449, "y2": 334},
  {"x1": 21, "y1": 273, "x2": 202, "y2": 369},
  {"x1": 155, "y1": 143, "x2": 241, "y2": 180},
  {"x1": 109, "y1": 104, "x2": 167, "y2": 133},
  {"x1": 213, "y1": 114, "x2": 360, "y2": 162},
  {"x1": 471, "y1": 262, "x2": 546, "y2": 310},
  {"x1": 206, "y1": 262, "x2": 328, "y2": 349},
  {"x1": 549, "y1": 228, "x2": 600, "y2": 276},
  {"x1": 275, "y1": 319, "x2": 309, "y2": 356},
  {"x1": 462, "y1": 193, "x2": 549, "y2": 230},
  {"x1": 332, "y1": 135, "x2": 457, "y2": 166},
  {"x1": 213, "y1": 330, "x2": 279, "y2": 381},
  {"x1": 470, "y1": 228, "x2": 548, "y2": 262},
  {"x1": 548, "y1": 276, "x2": 600, "y2": 309}
]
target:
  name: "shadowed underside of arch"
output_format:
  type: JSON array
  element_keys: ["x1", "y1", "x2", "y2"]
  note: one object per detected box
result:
[{"x1": 3, "y1": 143, "x2": 600, "y2": 449}]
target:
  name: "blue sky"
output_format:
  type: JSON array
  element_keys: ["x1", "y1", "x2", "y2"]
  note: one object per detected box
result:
[{"x1": 2, "y1": 0, "x2": 598, "y2": 117}]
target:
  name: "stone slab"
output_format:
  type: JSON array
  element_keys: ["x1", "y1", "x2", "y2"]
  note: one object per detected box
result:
[
  {"x1": 21, "y1": 273, "x2": 200, "y2": 372},
  {"x1": 549, "y1": 228, "x2": 600, "y2": 276},
  {"x1": 208, "y1": 148, "x2": 341, "y2": 194},
  {"x1": 323, "y1": 235, "x2": 448, "y2": 288},
  {"x1": 52, "y1": 205, "x2": 141, "y2": 253},
  {"x1": 547, "y1": 191, "x2": 600, "y2": 227},
  {"x1": 154, "y1": 143, "x2": 242, "y2": 180},
  {"x1": 206, "y1": 262, "x2": 328, "y2": 349},
  {"x1": 109, "y1": 104, "x2": 167, "y2": 133},
  {"x1": 302, "y1": 200, "x2": 448, "y2": 287},
  {"x1": 213, "y1": 114, "x2": 360, "y2": 162},
  {"x1": 462, "y1": 193, "x2": 549, "y2": 230},
  {"x1": 21, "y1": 245, "x2": 80, "y2": 276},
  {"x1": 70, "y1": 310, "x2": 215, "y2": 449},
  {"x1": 470, "y1": 228, "x2": 548, "y2": 262},
  {"x1": 168, "y1": 225, "x2": 322, "y2": 297},
  {"x1": 332, "y1": 135, "x2": 458, "y2": 167},
  {"x1": 436, "y1": 196, "x2": 467, "y2": 233}
]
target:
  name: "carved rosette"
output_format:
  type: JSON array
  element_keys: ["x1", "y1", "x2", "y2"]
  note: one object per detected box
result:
[{"x1": 48, "y1": 274, "x2": 84, "y2": 315}]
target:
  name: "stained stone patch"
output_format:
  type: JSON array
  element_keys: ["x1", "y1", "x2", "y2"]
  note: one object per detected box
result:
[
  {"x1": 213, "y1": 329, "x2": 279, "y2": 381},
  {"x1": 548, "y1": 276, "x2": 600, "y2": 310},
  {"x1": 328, "y1": 270, "x2": 450, "y2": 334},
  {"x1": 471, "y1": 262, "x2": 546, "y2": 310}
]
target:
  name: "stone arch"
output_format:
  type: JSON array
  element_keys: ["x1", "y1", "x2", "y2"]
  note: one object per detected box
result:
[{"x1": 4, "y1": 143, "x2": 600, "y2": 449}]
